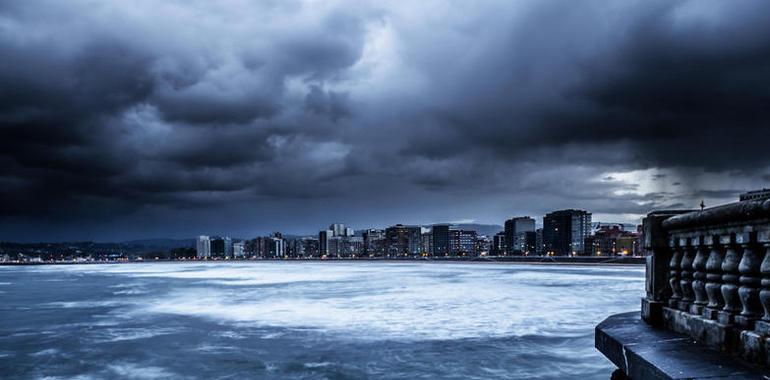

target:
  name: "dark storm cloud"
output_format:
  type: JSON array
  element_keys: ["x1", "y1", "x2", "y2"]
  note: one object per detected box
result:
[
  {"x1": 305, "y1": 85, "x2": 351, "y2": 122},
  {"x1": 1, "y1": 0, "x2": 769, "y2": 240},
  {"x1": 392, "y1": 0, "x2": 770, "y2": 171}
]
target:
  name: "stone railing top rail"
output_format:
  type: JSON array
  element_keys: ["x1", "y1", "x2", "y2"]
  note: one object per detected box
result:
[{"x1": 661, "y1": 199, "x2": 770, "y2": 231}]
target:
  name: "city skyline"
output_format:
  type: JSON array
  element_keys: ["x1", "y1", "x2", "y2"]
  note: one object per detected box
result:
[{"x1": 2, "y1": 1, "x2": 770, "y2": 242}]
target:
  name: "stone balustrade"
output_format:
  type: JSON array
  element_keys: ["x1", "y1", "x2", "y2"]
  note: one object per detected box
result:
[{"x1": 641, "y1": 198, "x2": 770, "y2": 365}]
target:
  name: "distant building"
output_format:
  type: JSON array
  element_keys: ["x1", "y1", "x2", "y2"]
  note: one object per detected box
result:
[
  {"x1": 245, "y1": 237, "x2": 265, "y2": 257},
  {"x1": 319, "y1": 224, "x2": 362, "y2": 257},
  {"x1": 432, "y1": 224, "x2": 451, "y2": 257},
  {"x1": 504, "y1": 217, "x2": 536, "y2": 255},
  {"x1": 450, "y1": 229, "x2": 477, "y2": 256},
  {"x1": 331, "y1": 236, "x2": 364, "y2": 257},
  {"x1": 584, "y1": 235, "x2": 597, "y2": 256},
  {"x1": 284, "y1": 237, "x2": 319, "y2": 258},
  {"x1": 617, "y1": 235, "x2": 637, "y2": 256},
  {"x1": 196, "y1": 235, "x2": 211, "y2": 259},
  {"x1": 265, "y1": 233, "x2": 285, "y2": 258},
  {"x1": 634, "y1": 224, "x2": 644, "y2": 256},
  {"x1": 210, "y1": 236, "x2": 232, "y2": 258},
  {"x1": 592, "y1": 224, "x2": 640, "y2": 256},
  {"x1": 420, "y1": 232, "x2": 433, "y2": 255},
  {"x1": 329, "y1": 223, "x2": 354, "y2": 237},
  {"x1": 233, "y1": 241, "x2": 245, "y2": 258},
  {"x1": 303, "y1": 237, "x2": 320, "y2": 257},
  {"x1": 385, "y1": 224, "x2": 421, "y2": 257},
  {"x1": 476, "y1": 234, "x2": 491, "y2": 256},
  {"x1": 319, "y1": 229, "x2": 332, "y2": 256},
  {"x1": 740, "y1": 188, "x2": 770, "y2": 202},
  {"x1": 543, "y1": 209, "x2": 592, "y2": 256},
  {"x1": 492, "y1": 232, "x2": 506, "y2": 256},
  {"x1": 285, "y1": 239, "x2": 301, "y2": 257},
  {"x1": 363, "y1": 229, "x2": 386, "y2": 257},
  {"x1": 516, "y1": 231, "x2": 537, "y2": 255},
  {"x1": 535, "y1": 228, "x2": 543, "y2": 255}
]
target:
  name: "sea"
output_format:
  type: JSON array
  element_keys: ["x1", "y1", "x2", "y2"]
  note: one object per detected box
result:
[{"x1": 0, "y1": 262, "x2": 644, "y2": 379}]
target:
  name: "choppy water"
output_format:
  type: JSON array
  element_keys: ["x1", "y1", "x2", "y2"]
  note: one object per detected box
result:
[{"x1": 0, "y1": 262, "x2": 643, "y2": 379}]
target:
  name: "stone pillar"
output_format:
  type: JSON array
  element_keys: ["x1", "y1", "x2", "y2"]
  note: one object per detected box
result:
[
  {"x1": 719, "y1": 234, "x2": 741, "y2": 325},
  {"x1": 755, "y1": 231, "x2": 770, "y2": 335},
  {"x1": 737, "y1": 232, "x2": 761, "y2": 329},
  {"x1": 668, "y1": 238, "x2": 683, "y2": 308},
  {"x1": 679, "y1": 237, "x2": 695, "y2": 311},
  {"x1": 642, "y1": 211, "x2": 684, "y2": 326},
  {"x1": 690, "y1": 235, "x2": 709, "y2": 315},
  {"x1": 704, "y1": 236, "x2": 725, "y2": 320}
]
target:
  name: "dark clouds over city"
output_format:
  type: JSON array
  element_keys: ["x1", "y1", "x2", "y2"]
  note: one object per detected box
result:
[{"x1": 1, "y1": 0, "x2": 770, "y2": 241}]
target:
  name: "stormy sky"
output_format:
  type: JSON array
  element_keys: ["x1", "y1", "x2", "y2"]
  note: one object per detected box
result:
[{"x1": 2, "y1": 0, "x2": 770, "y2": 241}]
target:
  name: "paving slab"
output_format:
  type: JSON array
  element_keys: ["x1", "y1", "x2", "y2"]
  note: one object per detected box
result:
[{"x1": 596, "y1": 311, "x2": 769, "y2": 379}]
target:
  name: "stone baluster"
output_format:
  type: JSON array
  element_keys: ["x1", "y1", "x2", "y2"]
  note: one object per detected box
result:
[
  {"x1": 679, "y1": 237, "x2": 695, "y2": 311},
  {"x1": 668, "y1": 238, "x2": 682, "y2": 308},
  {"x1": 737, "y1": 232, "x2": 761, "y2": 329},
  {"x1": 704, "y1": 235, "x2": 725, "y2": 320},
  {"x1": 719, "y1": 234, "x2": 742, "y2": 325},
  {"x1": 690, "y1": 236, "x2": 709, "y2": 315},
  {"x1": 755, "y1": 231, "x2": 770, "y2": 335}
]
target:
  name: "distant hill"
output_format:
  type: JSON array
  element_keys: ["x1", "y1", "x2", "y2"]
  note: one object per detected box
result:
[
  {"x1": 121, "y1": 238, "x2": 195, "y2": 249},
  {"x1": 438, "y1": 223, "x2": 503, "y2": 237},
  {"x1": 591, "y1": 222, "x2": 639, "y2": 231}
]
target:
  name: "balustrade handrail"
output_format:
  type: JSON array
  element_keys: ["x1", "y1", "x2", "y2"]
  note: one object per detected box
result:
[
  {"x1": 661, "y1": 199, "x2": 770, "y2": 231},
  {"x1": 641, "y1": 198, "x2": 770, "y2": 366}
]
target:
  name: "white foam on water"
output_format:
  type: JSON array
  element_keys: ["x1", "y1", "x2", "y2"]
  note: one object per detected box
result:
[
  {"x1": 31, "y1": 348, "x2": 60, "y2": 357},
  {"x1": 216, "y1": 330, "x2": 246, "y2": 339},
  {"x1": 304, "y1": 362, "x2": 333, "y2": 368},
  {"x1": 93, "y1": 327, "x2": 180, "y2": 343},
  {"x1": 194, "y1": 344, "x2": 235, "y2": 353},
  {"x1": 104, "y1": 262, "x2": 645, "y2": 341},
  {"x1": 43, "y1": 300, "x2": 126, "y2": 309},
  {"x1": 107, "y1": 362, "x2": 176, "y2": 379}
]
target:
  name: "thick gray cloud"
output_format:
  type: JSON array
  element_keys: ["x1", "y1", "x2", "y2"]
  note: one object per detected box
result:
[{"x1": 1, "y1": 0, "x2": 769, "y2": 241}]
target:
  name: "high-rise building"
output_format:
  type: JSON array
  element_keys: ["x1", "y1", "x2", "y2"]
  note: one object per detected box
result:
[
  {"x1": 329, "y1": 223, "x2": 354, "y2": 237},
  {"x1": 196, "y1": 235, "x2": 211, "y2": 259},
  {"x1": 302, "y1": 237, "x2": 320, "y2": 257},
  {"x1": 319, "y1": 229, "x2": 333, "y2": 256},
  {"x1": 420, "y1": 232, "x2": 433, "y2": 255},
  {"x1": 210, "y1": 236, "x2": 232, "y2": 258},
  {"x1": 449, "y1": 229, "x2": 477, "y2": 256},
  {"x1": 535, "y1": 228, "x2": 543, "y2": 255},
  {"x1": 319, "y1": 224, "x2": 362, "y2": 257},
  {"x1": 514, "y1": 231, "x2": 537, "y2": 254},
  {"x1": 492, "y1": 232, "x2": 506, "y2": 256},
  {"x1": 246, "y1": 236, "x2": 268, "y2": 257},
  {"x1": 431, "y1": 224, "x2": 450, "y2": 257},
  {"x1": 233, "y1": 241, "x2": 245, "y2": 258},
  {"x1": 285, "y1": 237, "x2": 319, "y2": 258},
  {"x1": 265, "y1": 232, "x2": 285, "y2": 258},
  {"x1": 385, "y1": 224, "x2": 421, "y2": 257},
  {"x1": 504, "y1": 217, "x2": 536, "y2": 255},
  {"x1": 542, "y1": 209, "x2": 592, "y2": 256},
  {"x1": 327, "y1": 236, "x2": 364, "y2": 257},
  {"x1": 363, "y1": 229, "x2": 386, "y2": 257}
]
